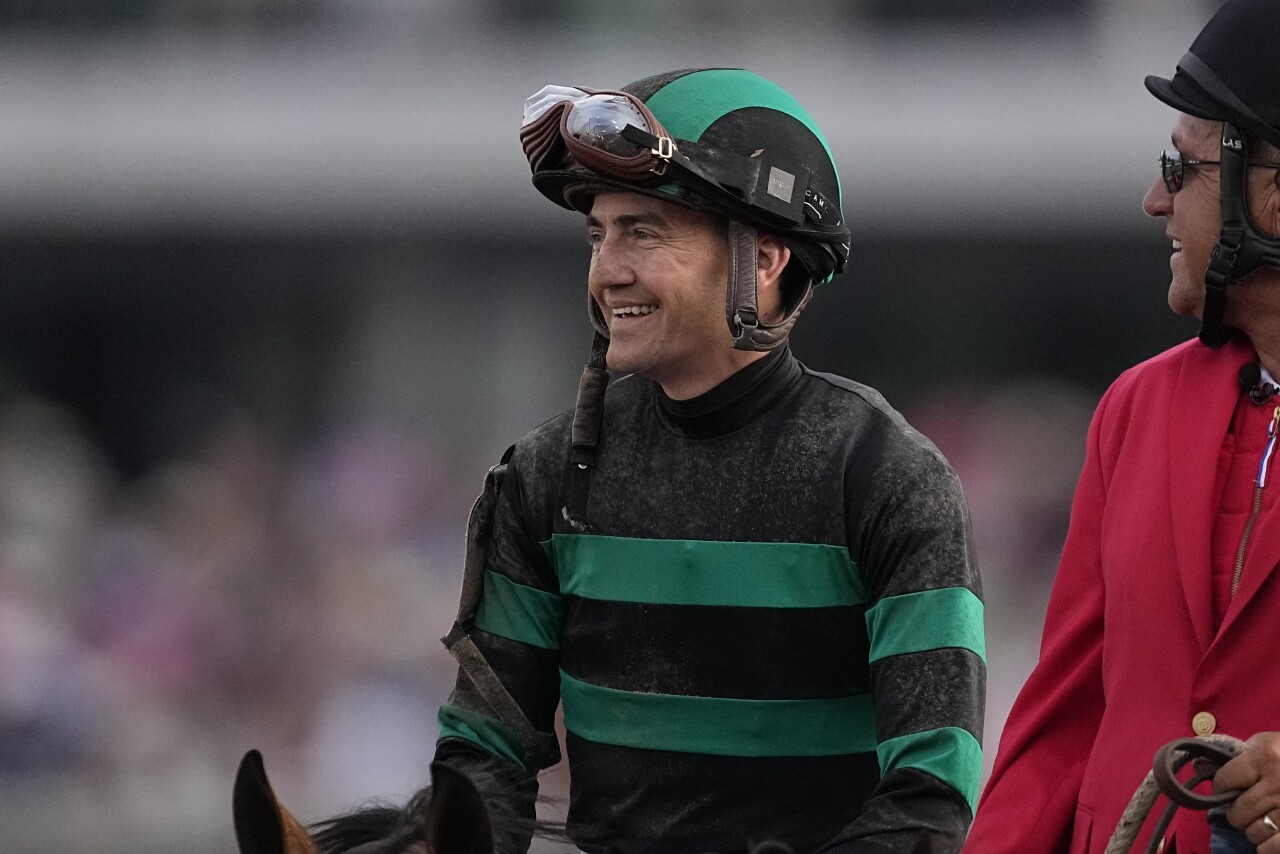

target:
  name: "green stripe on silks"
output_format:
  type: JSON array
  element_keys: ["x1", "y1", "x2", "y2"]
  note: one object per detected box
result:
[
  {"x1": 541, "y1": 534, "x2": 864, "y2": 608},
  {"x1": 475, "y1": 571, "x2": 562, "y2": 650},
  {"x1": 642, "y1": 69, "x2": 839, "y2": 194},
  {"x1": 560, "y1": 670, "x2": 877, "y2": 757},
  {"x1": 877, "y1": 726, "x2": 984, "y2": 814},
  {"x1": 864, "y1": 587, "x2": 985, "y2": 664},
  {"x1": 437, "y1": 704, "x2": 528, "y2": 769}
]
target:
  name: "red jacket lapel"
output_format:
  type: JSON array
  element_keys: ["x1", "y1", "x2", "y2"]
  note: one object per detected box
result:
[{"x1": 1168, "y1": 337, "x2": 1255, "y2": 651}]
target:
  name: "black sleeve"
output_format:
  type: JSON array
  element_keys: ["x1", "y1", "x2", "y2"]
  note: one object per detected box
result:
[
  {"x1": 821, "y1": 421, "x2": 985, "y2": 853},
  {"x1": 433, "y1": 454, "x2": 565, "y2": 854}
]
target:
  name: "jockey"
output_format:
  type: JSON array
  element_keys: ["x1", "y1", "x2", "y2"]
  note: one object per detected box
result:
[{"x1": 434, "y1": 67, "x2": 985, "y2": 854}]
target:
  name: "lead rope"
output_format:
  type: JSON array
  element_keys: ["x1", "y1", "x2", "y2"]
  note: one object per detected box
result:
[{"x1": 1105, "y1": 734, "x2": 1247, "y2": 854}]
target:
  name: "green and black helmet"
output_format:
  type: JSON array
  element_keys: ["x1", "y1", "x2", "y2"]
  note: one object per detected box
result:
[
  {"x1": 521, "y1": 69, "x2": 851, "y2": 530},
  {"x1": 520, "y1": 68, "x2": 850, "y2": 351}
]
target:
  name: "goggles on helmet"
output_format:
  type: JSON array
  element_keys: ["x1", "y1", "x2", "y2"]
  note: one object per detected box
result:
[
  {"x1": 519, "y1": 83, "x2": 844, "y2": 237},
  {"x1": 521, "y1": 86, "x2": 676, "y2": 184}
]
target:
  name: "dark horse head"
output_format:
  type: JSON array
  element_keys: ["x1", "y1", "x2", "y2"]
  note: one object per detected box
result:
[
  {"x1": 232, "y1": 750, "x2": 500, "y2": 854},
  {"x1": 233, "y1": 750, "x2": 799, "y2": 854}
]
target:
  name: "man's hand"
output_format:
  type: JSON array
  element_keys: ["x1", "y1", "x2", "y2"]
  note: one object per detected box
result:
[{"x1": 1216, "y1": 732, "x2": 1280, "y2": 852}]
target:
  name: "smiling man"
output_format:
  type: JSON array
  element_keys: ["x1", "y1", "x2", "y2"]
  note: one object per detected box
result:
[
  {"x1": 584, "y1": 193, "x2": 767, "y2": 399},
  {"x1": 432, "y1": 68, "x2": 985, "y2": 854},
  {"x1": 964, "y1": 1, "x2": 1280, "y2": 853}
]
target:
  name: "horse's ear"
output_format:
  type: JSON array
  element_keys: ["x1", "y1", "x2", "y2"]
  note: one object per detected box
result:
[
  {"x1": 426, "y1": 761, "x2": 494, "y2": 854},
  {"x1": 233, "y1": 750, "x2": 321, "y2": 854}
]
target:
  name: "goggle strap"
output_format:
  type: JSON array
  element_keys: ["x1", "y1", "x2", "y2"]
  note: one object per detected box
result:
[{"x1": 621, "y1": 125, "x2": 841, "y2": 230}]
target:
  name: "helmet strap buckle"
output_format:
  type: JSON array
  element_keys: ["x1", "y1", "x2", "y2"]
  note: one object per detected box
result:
[
  {"x1": 647, "y1": 136, "x2": 673, "y2": 176},
  {"x1": 651, "y1": 135, "x2": 674, "y2": 160}
]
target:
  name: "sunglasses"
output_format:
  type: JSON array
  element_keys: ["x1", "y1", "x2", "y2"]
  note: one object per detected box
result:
[{"x1": 1159, "y1": 148, "x2": 1280, "y2": 193}]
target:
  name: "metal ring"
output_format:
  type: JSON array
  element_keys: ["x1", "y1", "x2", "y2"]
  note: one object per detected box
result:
[{"x1": 1263, "y1": 814, "x2": 1280, "y2": 837}]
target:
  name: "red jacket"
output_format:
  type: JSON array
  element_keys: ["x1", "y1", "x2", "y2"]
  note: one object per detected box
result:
[{"x1": 965, "y1": 336, "x2": 1280, "y2": 854}]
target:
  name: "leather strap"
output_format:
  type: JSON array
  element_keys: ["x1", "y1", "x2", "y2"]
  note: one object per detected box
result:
[
  {"x1": 562, "y1": 331, "x2": 609, "y2": 532},
  {"x1": 727, "y1": 218, "x2": 813, "y2": 351},
  {"x1": 1104, "y1": 734, "x2": 1246, "y2": 854},
  {"x1": 442, "y1": 461, "x2": 560, "y2": 771}
]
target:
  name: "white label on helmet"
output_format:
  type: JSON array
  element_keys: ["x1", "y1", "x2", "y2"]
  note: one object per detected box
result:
[{"x1": 768, "y1": 167, "x2": 795, "y2": 202}]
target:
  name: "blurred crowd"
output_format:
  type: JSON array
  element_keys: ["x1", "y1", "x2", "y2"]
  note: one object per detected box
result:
[
  {"x1": 0, "y1": 390, "x2": 471, "y2": 848},
  {"x1": 0, "y1": 370, "x2": 1097, "y2": 850}
]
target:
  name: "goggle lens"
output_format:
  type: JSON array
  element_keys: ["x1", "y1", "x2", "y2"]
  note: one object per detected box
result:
[
  {"x1": 520, "y1": 84, "x2": 670, "y2": 181},
  {"x1": 563, "y1": 94, "x2": 651, "y2": 157}
]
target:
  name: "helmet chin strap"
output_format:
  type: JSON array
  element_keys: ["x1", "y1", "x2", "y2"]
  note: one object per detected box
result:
[
  {"x1": 1201, "y1": 122, "x2": 1280, "y2": 348},
  {"x1": 726, "y1": 219, "x2": 813, "y2": 351},
  {"x1": 562, "y1": 329, "x2": 609, "y2": 532},
  {"x1": 587, "y1": 290, "x2": 611, "y2": 339}
]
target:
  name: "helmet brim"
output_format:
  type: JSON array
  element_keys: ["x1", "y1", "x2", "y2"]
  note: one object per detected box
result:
[
  {"x1": 1145, "y1": 49, "x2": 1280, "y2": 150},
  {"x1": 533, "y1": 167, "x2": 698, "y2": 216},
  {"x1": 1144, "y1": 73, "x2": 1224, "y2": 123}
]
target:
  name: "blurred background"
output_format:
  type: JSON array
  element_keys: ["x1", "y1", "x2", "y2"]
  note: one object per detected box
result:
[{"x1": 0, "y1": 0, "x2": 1217, "y2": 850}]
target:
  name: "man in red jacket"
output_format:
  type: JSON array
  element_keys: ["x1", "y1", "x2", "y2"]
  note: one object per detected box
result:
[{"x1": 964, "y1": 1, "x2": 1280, "y2": 852}]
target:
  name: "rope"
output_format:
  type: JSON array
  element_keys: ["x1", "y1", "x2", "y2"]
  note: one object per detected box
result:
[{"x1": 1105, "y1": 734, "x2": 1247, "y2": 854}]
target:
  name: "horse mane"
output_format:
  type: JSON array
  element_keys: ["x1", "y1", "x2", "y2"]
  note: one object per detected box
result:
[
  {"x1": 309, "y1": 801, "x2": 410, "y2": 854},
  {"x1": 306, "y1": 779, "x2": 571, "y2": 854},
  {"x1": 237, "y1": 750, "x2": 798, "y2": 854},
  {"x1": 301, "y1": 789, "x2": 796, "y2": 854},
  {"x1": 233, "y1": 748, "x2": 577, "y2": 854}
]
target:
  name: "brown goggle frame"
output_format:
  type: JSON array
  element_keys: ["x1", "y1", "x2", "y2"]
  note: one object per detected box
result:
[{"x1": 519, "y1": 88, "x2": 674, "y2": 182}]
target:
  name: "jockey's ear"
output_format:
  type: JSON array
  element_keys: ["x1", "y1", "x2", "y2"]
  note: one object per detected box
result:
[
  {"x1": 233, "y1": 750, "x2": 320, "y2": 854},
  {"x1": 427, "y1": 761, "x2": 495, "y2": 854}
]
